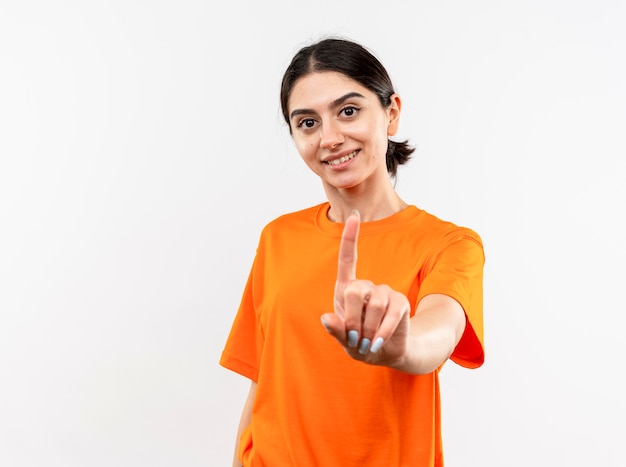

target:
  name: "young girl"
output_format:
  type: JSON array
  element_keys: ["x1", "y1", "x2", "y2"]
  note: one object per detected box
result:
[{"x1": 220, "y1": 37, "x2": 485, "y2": 466}]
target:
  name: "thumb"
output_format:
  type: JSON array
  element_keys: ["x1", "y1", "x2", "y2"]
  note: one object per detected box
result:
[{"x1": 320, "y1": 313, "x2": 346, "y2": 341}]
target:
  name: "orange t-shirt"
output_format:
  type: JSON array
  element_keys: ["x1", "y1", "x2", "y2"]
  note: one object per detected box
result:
[{"x1": 220, "y1": 203, "x2": 485, "y2": 466}]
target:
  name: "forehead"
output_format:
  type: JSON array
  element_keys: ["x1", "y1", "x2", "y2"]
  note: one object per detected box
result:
[{"x1": 288, "y1": 71, "x2": 373, "y2": 111}]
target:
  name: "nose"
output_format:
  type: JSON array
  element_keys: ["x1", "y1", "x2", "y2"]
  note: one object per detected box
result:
[{"x1": 319, "y1": 121, "x2": 344, "y2": 149}]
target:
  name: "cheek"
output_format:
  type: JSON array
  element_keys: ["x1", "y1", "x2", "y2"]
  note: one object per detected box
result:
[
  {"x1": 351, "y1": 121, "x2": 387, "y2": 154},
  {"x1": 294, "y1": 138, "x2": 316, "y2": 161},
  {"x1": 303, "y1": 146, "x2": 314, "y2": 161}
]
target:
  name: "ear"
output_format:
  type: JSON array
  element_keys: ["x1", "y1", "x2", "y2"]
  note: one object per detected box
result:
[{"x1": 386, "y1": 94, "x2": 402, "y2": 136}]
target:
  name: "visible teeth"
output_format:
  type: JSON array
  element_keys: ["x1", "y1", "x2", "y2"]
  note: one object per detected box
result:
[{"x1": 327, "y1": 151, "x2": 358, "y2": 165}]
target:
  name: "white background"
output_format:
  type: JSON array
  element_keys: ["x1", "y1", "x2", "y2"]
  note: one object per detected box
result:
[{"x1": 1, "y1": 1, "x2": 625, "y2": 465}]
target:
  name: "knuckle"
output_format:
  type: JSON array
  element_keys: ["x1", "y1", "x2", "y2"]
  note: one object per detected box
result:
[
  {"x1": 366, "y1": 297, "x2": 387, "y2": 313},
  {"x1": 344, "y1": 280, "x2": 372, "y2": 298},
  {"x1": 343, "y1": 286, "x2": 361, "y2": 302}
]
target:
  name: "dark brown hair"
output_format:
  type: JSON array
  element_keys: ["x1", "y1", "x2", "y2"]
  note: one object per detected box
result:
[{"x1": 280, "y1": 38, "x2": 414, "y2": 178}]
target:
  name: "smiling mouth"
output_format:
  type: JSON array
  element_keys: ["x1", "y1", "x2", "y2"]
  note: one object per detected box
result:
[{"x1": 324, "y1": 150, "x2": 359, "y2": 165}]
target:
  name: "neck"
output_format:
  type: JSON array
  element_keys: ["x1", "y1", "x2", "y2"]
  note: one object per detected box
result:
[{"x1": 324, "y1": 180, "x2": 408, "y2": 223}]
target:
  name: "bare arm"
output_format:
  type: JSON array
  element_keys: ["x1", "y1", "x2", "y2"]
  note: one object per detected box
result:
[
  {"x1": 232, "y1": 381, "x2": 257, "y2": 467},
  {"x1": 391, "y1": 293, "x2": 465, "y2": 374}
]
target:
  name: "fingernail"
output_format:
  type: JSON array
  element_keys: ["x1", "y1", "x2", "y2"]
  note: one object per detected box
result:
[
  {"x1": 370, "y1": 337, "x2": 384, "y2": 353},
  {"x1": 320, "y1": 316, "x2": 330, "y2": 332},
  {"x1": 347, "y1": 330, "x2": 359, "y2": 348},
  {"x1": 358, "y1": 337, "x2": 371, "y2": 354},
  {"x1": 351, "y1": 209, "x2": 360, "y2": 218}
]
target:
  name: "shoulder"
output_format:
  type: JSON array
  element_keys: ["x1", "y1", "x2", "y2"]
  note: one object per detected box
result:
[
  {"x1": 404, "y1": 207, "x2": 484, "y2": 267},
  {"x1": 413, "y1": 207, "x2": 483, "y2": 247},
  {"x1": 259, "y1": 203, "x2": 327, "y2": 239}
]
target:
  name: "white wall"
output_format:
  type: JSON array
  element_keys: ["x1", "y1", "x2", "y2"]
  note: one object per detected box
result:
[{"x1": 1, "y1": 1, "x2": 624, "y2": 465}]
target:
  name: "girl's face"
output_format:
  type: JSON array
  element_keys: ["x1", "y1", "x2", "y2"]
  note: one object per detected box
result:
[{"x1": 287, "y1": 71, "x2": 401, "y2": 192}]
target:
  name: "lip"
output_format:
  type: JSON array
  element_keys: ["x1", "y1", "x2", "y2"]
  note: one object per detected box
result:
[{"x1": 322, "y1": 150, "x2": 359, "y2": 167}]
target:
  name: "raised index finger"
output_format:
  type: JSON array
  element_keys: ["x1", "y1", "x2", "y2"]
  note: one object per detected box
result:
[{"x1": 336, "y1": 210, "x2": 360, "y2": 287}]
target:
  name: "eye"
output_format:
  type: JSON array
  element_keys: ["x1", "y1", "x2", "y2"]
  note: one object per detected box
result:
[
  {"x1": 296, "y1": 118, "x2": 317, "y2": 129},
  {"x1": 340, "y1": 106, "x2": 360, "y2": 118}
]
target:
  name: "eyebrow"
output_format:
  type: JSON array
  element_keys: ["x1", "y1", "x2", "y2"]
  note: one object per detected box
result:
[{"x1": 289, "y1": 92, "x2": 366, "y2": 121}]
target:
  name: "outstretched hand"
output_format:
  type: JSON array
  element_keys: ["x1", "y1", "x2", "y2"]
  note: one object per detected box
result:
[{"x1": 320, "y1": 211, "x2": 412, "y2": 367}]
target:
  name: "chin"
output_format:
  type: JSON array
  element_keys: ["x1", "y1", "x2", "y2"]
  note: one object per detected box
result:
[{"x1": 326, "y1": 179, "x2": 361, "y2": 190}]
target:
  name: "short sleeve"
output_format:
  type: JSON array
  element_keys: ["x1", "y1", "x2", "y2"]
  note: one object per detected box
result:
[
  {"x1": 219, "y1": 257, "x2": 265, "y2": 382},
  {"x1": 418, "y1": 232, "x2": 485, "y2": 369}
]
